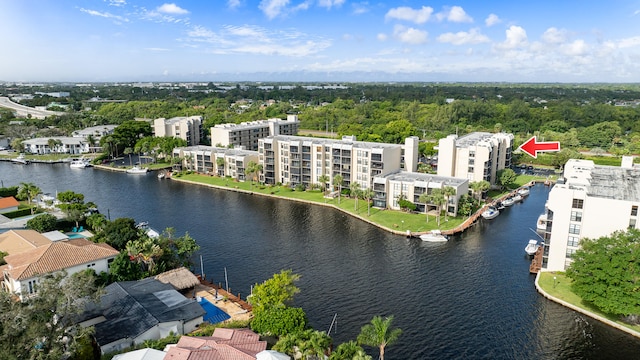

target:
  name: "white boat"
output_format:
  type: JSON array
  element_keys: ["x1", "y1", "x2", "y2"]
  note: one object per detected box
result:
[
  {"x1": 536, "y1": 213, "x2": 547, "y2": 231},
  {"x1": 517, "y1": 187, "x2": 530, "y2": 196},
  {"x1": 419, "y1": 230, "x2": 448, "y2": 242},
  {"x1": 502, "y1": 197, "x2": 515, "y2": 207},
  {"x1": 69, "y1": 158, "x2": 91, "y2": 168},
  {"x1": 512, "y1": 194, "x2": 523, "y2": 203},
  {"x1": 126, "y1": 166, "x2": 148, "y2": 174},
  {"x1": 525, "y1": 239, "x2": 540, "y2": 256},
  {"x1": 11, "y1": 154, "x2": 29, "y2": 165},
  {"x1": 157, "y1": 172, "x2": 165, "y2": 179},
  {"x1": 481, "y1": 206, "x2": 500, "y2": 220}
]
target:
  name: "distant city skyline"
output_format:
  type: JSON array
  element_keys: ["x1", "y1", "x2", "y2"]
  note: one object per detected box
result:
[{"x1": 1, "y1": 1, "x2": 639, "y2": 83}]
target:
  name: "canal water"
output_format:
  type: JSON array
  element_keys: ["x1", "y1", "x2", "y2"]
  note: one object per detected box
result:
[{"x1": 2, "y1": 162, "x2": 640, "y2": 359}]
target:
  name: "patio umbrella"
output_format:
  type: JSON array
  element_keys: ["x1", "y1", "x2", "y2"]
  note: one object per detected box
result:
[{"x1": 256, "y1": 350, "x2": 291, "y2": 360}]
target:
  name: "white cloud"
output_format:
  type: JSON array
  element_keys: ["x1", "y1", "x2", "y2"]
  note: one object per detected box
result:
[
  {"x1": 106, "y1": 0, "x2": 126, "y2": 6},
  {"x1": 393, "y1": 25, "x2": 428, "y2": 44},
  {"x1": 145, "y1": 48, "x2": 170, "y2": 52},
  {"x1": 542, "y1": 27, "x2": 568, "y2": 44},
  {"x1": 437, "y1": 28, "x2": 490, "y2": 45},
  {"x1": 497, "y1": 25, "x2": 528, "y2": 49},
  {"x1": 617, "y1": 36, "x2": 640, "y2": 48},
  {"x1": 259, "y1": 0, "x2": 290, "y2": 19},
  {"x1": 485, "y1": 13, "x2": 500, "y2": 27},
  {"x1": 318, "y1": 0, "x2": 345, "y2": 8},
  {"x1": 385, "y1": 6, "x2": 433, "y2": 24},
  {"x1": 436, "y1": 6, "x2": 473, "y2": 23},
  {"x1": 562, "y1": 39, "x2": 589, "y2": 56},
  {"x1": 80, "y1": 8, "x2": 129, "y2": 22},
  {"x1": 352, "y1": 2, "x2": 369, "y2": 15},
  {"x1": 228, "y1": 0, "x2": 241, "y2": 9},
  {"x1": 377, "y1": 33, "x2": 388, "y2": 41},
  {"x1": 157, "y1": 3, "x2": 189, "y2": 15}
]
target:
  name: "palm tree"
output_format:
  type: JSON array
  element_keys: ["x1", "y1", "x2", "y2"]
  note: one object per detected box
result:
[
  {"x1": 216, "y1": 157, "x2": 225, "y2": 176},
  {"x1": 245, "y1": 160, "x2": 263, "y2": 190},
  {"x1": 442, "y1": 185, "x2": 457, "y2": 221},
  {"x1": 418, "y1": 192, "x2": 430, "y2": 223},
  {"x1": 318, "y1": 174, "x2": 330, "y2": 193},
  {"x1": 428, "y1": 189, "x2": 446, "y2": 227},
  {"x1": 86, "y1": 134, "x2": 97, "y2": 153},
  {"x1": 469, "y1": 180, "x2": 490, "y2": 202},
  {"x1": 350, "y1": 182, "x2": 361, "y2": 211},
  {"x1": 332, "y1": 174, "x2": 343, "y2": 204},
  {"x1": 362, "y1": 187, "x2": 375, "y2": 216},
  {"x1": 124, "y1": 147, "x2": 134, "y2": 167},
  {"x1": 330, "y1": 341, "x2": 372, "y2": 360},
  {"x1": 18, "y1": 182, "x2": 42, "y2": 214},
  {"x1": 357, "y1": 315, "x2": 402, "y2": 360}
]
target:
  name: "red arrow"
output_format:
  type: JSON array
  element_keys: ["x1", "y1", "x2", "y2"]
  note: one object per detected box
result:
[{"x1": 518, "y1": 136, "x2": 560, "y2": 158}]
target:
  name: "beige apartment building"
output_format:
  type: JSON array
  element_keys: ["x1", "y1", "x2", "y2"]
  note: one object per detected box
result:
[
  {"x1": 173, "y1": 145, "x2": 258, "y2": 181},
  {"x1": 541, "y1": 157, "x2": 640, "y2": 271},
  {"x1": 154, "y1": 116, "x2": 202, "y2": 146},
  {"x1": 437, "y1": 132, "x2": 513, "y2": 185},
  {"x1": 210, "y1": 115, "x2": 299, "y2": 150},
  {"x1": 257, "y1": 135, "x2": 419, "y2": 190}
]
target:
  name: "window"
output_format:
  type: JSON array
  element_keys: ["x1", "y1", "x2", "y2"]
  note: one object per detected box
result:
[
  {"x1": 567, "y1": 236, "x2": 580, "y2": 247},
  {"x1": 570, "y1": 211, "x2": 582, "y2": 222},
  {"x1": 569, "y1": 224, "x2": 581, "y2": 235},
  {"x1": 566, "y1": 248, "x2": 577, "y2": 258},
  {"x1": 630, "y1": 218, "x2": 637, "y2": 229},
  {"x1": 28, "y1": 280, "x2": 37, "y2": 294},
  {"x1": 632, "y1": 206, "x2": 638, "y2": 216},
  {"x1": 572, "y1": 198, "x2": 584, "y2": 209}
]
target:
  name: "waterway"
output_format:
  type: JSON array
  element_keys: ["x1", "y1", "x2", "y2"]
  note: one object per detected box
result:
[{"x1": 2, "y1": 162, "x2": 640, "y2": 359}]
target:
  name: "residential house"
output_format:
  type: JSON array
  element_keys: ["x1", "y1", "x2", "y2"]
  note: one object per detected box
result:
[
  {"x1": 0, "y1": 229, "x2": 52, "y2": 255},
  {"x1": 164, "y1": 328, "x2": 267, "y2": 360},
  {"x1": 0, "y1": 196, "x2": 20, "y2": 214},
  {"x1": 77, "y1": 278, "x2": 206, "y2": 354},
  {"x1": 154, "y1": 116, "x2": 202, "y2": 146},
  {"x1": 541, "y1": 157, "x2": 640, "y2": 271},
  {"x1": 211, "y1": 115, "x2": 299, "y2": 151},
  {"x1": 0, "y1": 237, "x2": 119, "y2": 301},
  {"x1": 22, "y1": 136, "x2": 90, "y2": 154},
  {"x1": 436, "y1": 132, "x2": 513, "y2": 185}
]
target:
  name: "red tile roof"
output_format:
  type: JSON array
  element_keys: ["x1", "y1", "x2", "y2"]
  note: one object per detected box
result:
[
  {"x1": 164, "y1": 329, "x2": 267, "y2": 360},
  {"x1": 0, "y1": 197, "x2": 19, "y2": 209},
  {"x1": 3, "y1": 238, "x2": 119, "y2": 280}
]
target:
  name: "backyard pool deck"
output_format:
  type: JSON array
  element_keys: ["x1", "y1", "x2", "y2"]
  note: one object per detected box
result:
[{"x1": 194, "y1": 282, "x2": 252, "y2": 323}]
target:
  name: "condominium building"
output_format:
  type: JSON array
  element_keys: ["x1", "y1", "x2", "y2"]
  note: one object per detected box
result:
[
  {"x1": 541, "y1": 157, "x2": 640, "y2": 271},
  {"x1": 258, "y1": 135, "x2": 419, "y2": 189},
  {"x1": 22, "y1": 136, "x2": 89, "y2": 154},
  {"x1": 154, "y1": 116, "x2": 202, "y2": 146},
  {"x1": 372, "y1": 172, "x2": 468, "y2": 215},
  {"x1": 436, "y1": 132, "x2": 513, "y2": 185},
  {"x1": 210, "y1": 115, "x2": 299, "y2": 150},
  {"x1": 173, "y1": 145, "x2": 258, "y2": 181}
]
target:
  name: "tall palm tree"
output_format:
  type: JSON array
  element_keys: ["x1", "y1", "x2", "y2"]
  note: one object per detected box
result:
[
  {"x1": 245, "y1": 161, "x2": 263, "y2": 190},
  {"x1": 362, "y1": 187, "x2": 375, "y2": 216},
  {"x1": 318, "y1": 174, "x2": 330, "y2": 193},
  {"x1": 18, "y1": 182, "x2": 42, "y2": 214},
  {"x1": 442, "y1": 185, "x2": 457, "y2": 221},
  {"x1": 330, "y1": 341, "x2": 372, "y2": 360},
  {"x1": 469, "y1": 180, "x2": 490, "y2": 202},
  {"x1": 428, "y1": 189, "x2": 446, "y2": 227},
  {"x1": 86, "y1": 134, "x2": 97, "y2": 153},
  {"x1": 418, "y1": 192, "x2": 430, "y2": 223},
  {"x1": 350, "y1": 182, "x2": 361, "y2": 211},
  {"x1": 332, "y1": 174, "x2": 343, "y2": 204},
  {"x1": 357, "y1": 315, "x2": 402, "y2": 360},
  {"x1": 216, "y1": 157, "x2": 225, "y2": 176}
]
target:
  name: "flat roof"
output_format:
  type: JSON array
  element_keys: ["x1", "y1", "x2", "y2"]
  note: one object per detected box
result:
[
  {"x1": 269, "y1": 135, "x2": 402, "y2": 150},
  {"x1": 586, "y1": 165, "x2": 640, "y2": 201},
  {"x1": 380, "y1": 171, "x2": 468, "y2": 186}
]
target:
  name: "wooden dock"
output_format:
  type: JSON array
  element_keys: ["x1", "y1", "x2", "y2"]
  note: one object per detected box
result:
[
  {"x1": 198, "y1": 278, "x2": 252, "y2": 312},
  {"x1": 530, "y1": 245, "x2": 543, "y2": 273}
]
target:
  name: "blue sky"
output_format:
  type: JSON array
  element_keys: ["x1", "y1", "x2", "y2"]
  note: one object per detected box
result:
[{"x1": 1, "y1": 1, "x2": 640, "y2": 82}]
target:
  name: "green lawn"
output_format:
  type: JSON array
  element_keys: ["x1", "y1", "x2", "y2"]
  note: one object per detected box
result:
[
  {"x1": 538, "y1": 272, "x2": 640, "y2": 333},
  {"x1": 176, "y1": 173, "x2": 465, "y2": 233}
]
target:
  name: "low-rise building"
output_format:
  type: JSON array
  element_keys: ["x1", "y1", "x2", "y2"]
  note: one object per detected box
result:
[
  {"x1": 211, "y1": 115, "x2": 299, "y2": 150},
  {"x1": 0, "y1": 197, "x2": 20, "y2": 214},
  {"x1": 22, "y1": 136, "x2": 89, "y2": 154},
  {"x1": 541, "y1": 157, "x2": 640, "y2": 271},
  {"x1": 172, "y1": 145, "x2": 259, "y2": 181},
  {"x1": 436, "y1": 132, "x2": 513, "y2": 185},
  {"x1": 154, "y1": 116, "x2": 202, "y2": 146}
]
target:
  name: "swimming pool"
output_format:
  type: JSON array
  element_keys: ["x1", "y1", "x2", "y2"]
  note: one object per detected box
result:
[
  {"x1": 197, "y1": 297, "x2": 231, "y2": 324},
  {"x1": 67, "y1": 233, "x2": 86, "y2": 239}
]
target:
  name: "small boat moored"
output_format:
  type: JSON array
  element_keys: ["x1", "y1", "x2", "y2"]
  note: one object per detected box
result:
[
  {"x1": 536, "y1": 213, "x2": 547, "y2": 231},
  {"x1": 11, "y1": 154, "x2": 29, "y2": 165},
  {"x1": 69, "y1": 158, "x2": 91, "y2": 168},
  {"x1": 481, "y1": 206, "x2": 500, "y2": 220},
  {"x1": 512, "y1": 194, "x2": 523, "y2": 203},
  {"x1": 419, "y1": 230, "x2": 448, "y2": 242},
  {"x1": 525, "y1": 239, "x2": 540, "y2": 256},
  {"x1": 517, "y1": 187, "x2": 530, "y2": 197},
  {"x1": 126, "y1": 166, "x2": 148, "y2": 174},
  {"x1": 502, "y1": 197, "x2": 515, "y2": 207}
]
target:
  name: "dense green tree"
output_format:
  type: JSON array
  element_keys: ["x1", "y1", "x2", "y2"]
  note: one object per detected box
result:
[
  {"x1": 273, "y1": 329, "x2": 331, "y2": 360},
  {"x1": 248, "y1": 269, "x2": 301, "y2": 311},
  {"x1": 357, "y1": 315, "x2": 402, "y2": 360},
  {"x1": 469, "y1": 181, "x2": 490, "y2": 201},
  {"x1": 108, "y1": 252, "x2": 145, "y2": 281},
  {"x1": 26, "y1": 213, "x2": 58, "y2": 232},
  {"x1": 551, "y1": 148, "x2": 582, "y2": 169},
  {"x1": 92, "y1": 217, "x2": 140, "y2": 250},
  {"x1": 330, "y1": 341, "x2": 372, "y2": 360},
  {"x1": 497, "y1": 168, "x2": 517, "y2": 190},
  {"x1": 0, "y1": 270, "x2": 100, "y2": 359},
  {"x1": 251, "y1": 307, "x2": 308, "y2": 337},
  {"x1": 112, "y1": 120, "x2": 152, "y2": 149},
  {"x1": 17, "y1": 182, "x2": 41, "y2": 214},
  {"x1": 56, "y1": 190, "x2": 88, "y2": 227},
  {"x1": 566, "y1": 229, "x2": 640, "y2": 324}
]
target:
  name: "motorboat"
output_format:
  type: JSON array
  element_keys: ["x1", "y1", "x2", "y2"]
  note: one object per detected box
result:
[
  {"x1": 525, "y1": 239, "x2": 540, "y2": 256},
  {"x1": 69, "y1": 158, "x2": 91, "y2": 168},
  {"x1": 126, "y1": 166, "x2": 148, "y2": 174},
  {"x1": 517, "y1": 187, "x2": 530, "y2": 197},
  {"x1": 481, "y1": 206, "x2": 500, "y2": 220},
  {"x1": 502, "y1": 197, "x2": 515, "y2": 207},
  {"x1": 536, "y1": 213, "x2": 547, "y2": 231},
  {"x1": 419, "y1": 230, "x2": 448, "y2": 242},
  {"x1": 157, "y1": 172, "x2": 165, "y2": 179},
  {"x1": 512, "y1": 194, "x2": 523, "y2": 203},
  {"x1": 11, "y1": 154, "x2": 29, "y2": 165}
]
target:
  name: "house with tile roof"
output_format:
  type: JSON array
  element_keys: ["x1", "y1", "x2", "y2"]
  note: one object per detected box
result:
[
  {"x1": 0, "y1": 237, "x2": 119, "y2": 301},
  {"x1": 77, "y1": 278, "x2": 206, "y2": 355},
  {"x1": 0, "y1": 196, "x2": 20, "y2": 214},
  {"x1": 164, "y1": 328, "x2": 267, "y2": 360},
  {"x1": 0, "y1": 229, "x2": 52, "y2": 255}
]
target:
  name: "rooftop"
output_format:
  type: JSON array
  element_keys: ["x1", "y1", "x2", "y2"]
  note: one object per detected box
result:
[
  {"x1": 266, "y1": 135, "x2": 402, "y2": 150},
  {"x1": 379, "y1": 171, "x2": 468, "y2": 186},
  {"x1": 562, "y1": 159, "x2": 640, "y2": 201}
]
